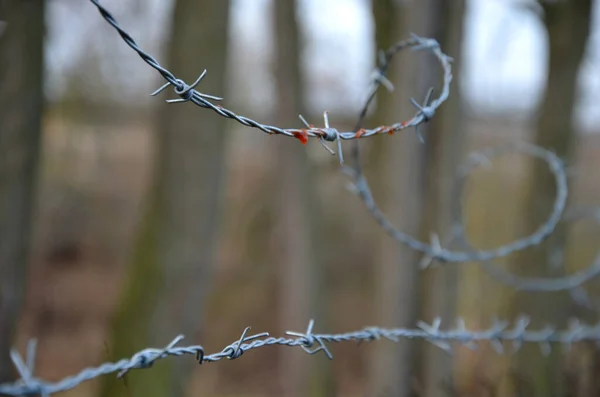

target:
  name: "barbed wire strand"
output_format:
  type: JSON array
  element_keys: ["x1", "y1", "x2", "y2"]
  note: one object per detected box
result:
[
  {"x1": 87, "y1": 0, "x2": 450, "y2": 166},
  {"x1": 3, "y1": 317, "x2": 600, "y2": 397}
]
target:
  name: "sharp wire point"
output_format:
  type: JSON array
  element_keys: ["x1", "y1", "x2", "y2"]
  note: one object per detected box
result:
[
  {"x1": 323, "y1": 111, "x2": 330, "y2": 129},
  {"x1": 410, "y1": 97, "x2": 423, "y2": 112},
  {"x1": 150, "y1": 81, "x2": 171, "y2": 96},
  {"x1": 424, "y1": 87, "x2": 435, "y2": 105},
  {"x1": 197, "y1": 93, "x2": 224, "y2": 101},
  {"x1": 26, "y1": 339, "x2": 38, "y2": 375},
  {"x1": 319, "y1": 138, "x2": 336, "y2": 156},
  {"x1": 337, "y1": 136, "x2": 344, "y2": 165},
  {"x1": 182, "y1": 70, "x2": 207, "y2": 94},
  {"x1": 298, "y1": 114, "x2": 310, "y2": 128}
]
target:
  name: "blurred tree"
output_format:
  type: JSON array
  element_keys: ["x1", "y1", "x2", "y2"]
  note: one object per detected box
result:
[
  {"x1": 410, "y1": 1, "x2": 467, "y2": 397},
  {"x1": 99, "y1": 1, "x2": 230, "y2": 397},
  {"x1": 0, "y1": 0, "x2": 45, "y2": 383},
  {"x1": 271, "y1": 2, "x2": 335, "y2": 397},
  {"x1": 366, "y1": 1, "x2": 467, "y2": 395},
  {"x1": 507, "y1": 1, "x2": 592, "y2": 396},
  {"x1": 367, "y1": 2, "x2": 425, "y2": 397}
]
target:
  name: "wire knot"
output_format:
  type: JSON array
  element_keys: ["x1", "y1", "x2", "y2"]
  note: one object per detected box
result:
[
  {"x1": 135, "y1": 353, "x2": 155, "y2": 369},
  {"x1": 419, "y1": 106, "x2": 435, "y2": 122},
  {"x1": 417, "y1": 318, "x2": 452, "y2": 353},
  {"x1": 118, "y1": 334, "x2": 186, "y2": 378},
  {"x1": 363, "y1": 327, "x2": 382, "y2": 341},
  {"x1": 298, "y1": 112, "x2": 345, "y2": 165},
  {"x1": 222, "y1": 327, "x2": 269, "y2": 360},
  {"x1": 286, "y1": 319, "x2": 333, "y2": 360},
  {"x1": 409, "y1": 33, "x2": 440, "y2": 52},
  {"x1": 509, "y1": 316, "x2": 530, "y2": 352},
  {"x1": 409, "y1": 87, "x2": 435, "y2": 142},
  {"x1": 173, "y1": 79, "x2": 194, "y2": 101},
  {"x1": 150, "y1": 69, "x2": 223, "y2": 103},
  {"x1": 320, "y1": 127, "x2": 339, "y2": 142}
]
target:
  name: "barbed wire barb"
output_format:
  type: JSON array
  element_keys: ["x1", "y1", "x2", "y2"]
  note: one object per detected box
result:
[
  {"x1": 286, "y1": 319, "x2": 334, "y2": 360},
  {"x1": 150, "y1": 69, "x2": 224, "y2": 102},
  {"x1": 409, "y1": 86, "x2": 435, "y2": 142}
]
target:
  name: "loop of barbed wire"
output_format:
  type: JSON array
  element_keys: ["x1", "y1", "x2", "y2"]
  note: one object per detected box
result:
[
  {"x1": 462, "y1": 211, "x2": 600, "y2": 293},
  {"x1": 3, "y1": 317, "x2": 600, "y2": 396},
  {"x1": 342, "y1": 53, "x2": 568, "y2": 264},
  {"x1": 447, "y1": 205, "x2": 600, "y2": 310}
]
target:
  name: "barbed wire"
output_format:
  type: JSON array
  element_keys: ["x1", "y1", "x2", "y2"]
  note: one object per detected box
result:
[
  {"x1": 423, "y1": 212, "x2": 600, "y2": 310},
  {"x1": 342, "y1": 63, "x2": 568, "y2": 265},
  {"x1": 87, "y1": 0, "x2": 451, "y2": 166},
  {"x1": 337, "y1": 16, "x2": 598, "y2": 298},
  {"x1": 89, "y1": 0, "x2": 570, "y2": 267},
  {"x1": 1, "y1": 1, "x2": 598, "y2": 397},
  {"x1": 3, "y1": 317, "x2": 600, "y2": 397}
]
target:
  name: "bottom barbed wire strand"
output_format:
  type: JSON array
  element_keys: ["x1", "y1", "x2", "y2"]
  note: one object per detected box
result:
[{"x1": 3, "y1": 318, "x2": 600, "y2": 396}]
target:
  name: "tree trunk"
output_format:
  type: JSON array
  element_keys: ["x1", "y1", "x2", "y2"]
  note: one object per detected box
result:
[
  {"x1": 412, "y1": 1, "x2": 467, "y2": 396},
  {"x1": 367, "y1": 2, "x2": 425, "y2": 397},
  {"x1": 271, "y1": 2, "x2": 334, "y2": 397},
  {"x1": 507, "y1": 1, "x2": 592, "y2": 396},
  {"x1": 99, "y1": 2, "x2": 230, "y2": 397},
  {"x1": 0, "y1": 0, "x2": 45, "y2": 382}
]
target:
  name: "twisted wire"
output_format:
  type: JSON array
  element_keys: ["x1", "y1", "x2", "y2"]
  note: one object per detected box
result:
[
  {"x1": 2, "y1": 317, "x2": 600, "y2": 397},
  {"x1": 87, "y1": 0, "x2": 451, "y2": 153}
]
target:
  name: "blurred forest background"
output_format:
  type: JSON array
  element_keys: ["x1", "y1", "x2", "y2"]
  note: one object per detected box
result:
[{"x1": 1, "y1": 1, "x2": 600, "y2": 397}]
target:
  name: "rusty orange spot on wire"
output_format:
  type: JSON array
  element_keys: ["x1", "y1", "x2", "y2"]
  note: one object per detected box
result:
[
  {"x1": 354, "y1": 128, "x2": 366, "y2": 139},
  {"x1": 293, "y1": 130, "x2": 309, "y2": 145},
  {"x1": 380, "y1": 126, "x2": 394, "y2": 135}
]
